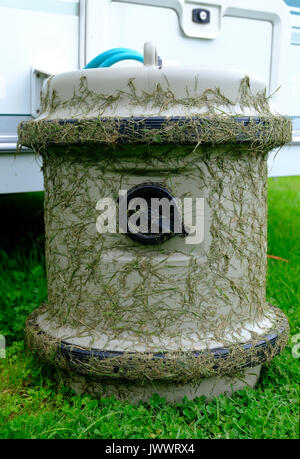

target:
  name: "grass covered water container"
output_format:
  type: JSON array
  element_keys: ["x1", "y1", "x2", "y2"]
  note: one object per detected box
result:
[{"x1": 19, "y1": 43, "x2": 292, "y2": 403}]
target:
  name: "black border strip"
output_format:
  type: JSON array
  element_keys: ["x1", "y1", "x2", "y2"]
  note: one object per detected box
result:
[
  {"x1": 59, "y1": 328, "x2": 284, "y2": 370},
  {"x1": 55, "y1": 116, "x2": 262, "y2": 133}
]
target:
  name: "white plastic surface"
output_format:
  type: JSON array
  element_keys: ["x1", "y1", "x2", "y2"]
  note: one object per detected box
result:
[
  {"x1": 0, "y1": 3, "x2": 79, "y2": 115},
  {"x1": 87, "y1": 0, "x2": 290, "y2": 112},
  {"x1": 37, "y1": 43, "x2": 266, "y2": 120},
  {"x1": 0, "y1": 152, "x2": 43, "y2": 194},
  {"x1": 143, "y1": 42, "x2": 157, "y2": 66}
]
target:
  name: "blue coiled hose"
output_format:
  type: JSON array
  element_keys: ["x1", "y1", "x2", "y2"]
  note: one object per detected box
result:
[{"x1": 84, "y1": 47, "x2": 143, "y2": 68}]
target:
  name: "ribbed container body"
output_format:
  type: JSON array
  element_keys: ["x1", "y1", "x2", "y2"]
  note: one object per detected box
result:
[
  {"x1": 40, "y1": 143, "x2": 270, "y2": 353},
  {"x1": 19, "y1": 55, "x2": 291, "y2": 398}
]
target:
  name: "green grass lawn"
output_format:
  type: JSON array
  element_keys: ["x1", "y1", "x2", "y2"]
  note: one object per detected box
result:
[{"x1": 0, "y1": 177, "x2": 299, "y2": 439}]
